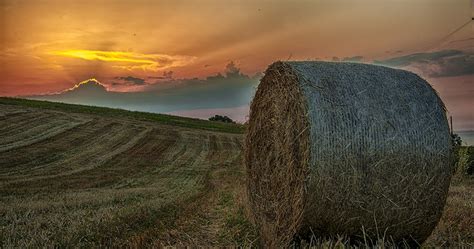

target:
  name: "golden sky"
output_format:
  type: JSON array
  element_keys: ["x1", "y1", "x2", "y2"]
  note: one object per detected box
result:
[{"x1": 1, "y1": 0, "x2": 472, "y2": 95}]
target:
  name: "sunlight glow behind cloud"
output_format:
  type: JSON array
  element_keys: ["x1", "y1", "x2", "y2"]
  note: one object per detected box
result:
[
  {"x1": 66, "y1": 78, "x2": 105, "y2": 91},
  {"x1": 51, "y1": 50, "x2": 196, "y2": 71}
]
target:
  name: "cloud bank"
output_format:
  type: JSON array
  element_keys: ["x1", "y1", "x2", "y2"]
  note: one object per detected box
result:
[
  {"x1": 375, "y1": 50, "x2": 474, "y2": 78},
  {"x1": 28, "y1": 62, "x2": 260, "y2": 122}
]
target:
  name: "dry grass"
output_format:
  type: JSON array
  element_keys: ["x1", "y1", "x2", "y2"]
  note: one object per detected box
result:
[
  {"x1": 424, "y1": 177, "x2": 474, "y2": 248},
  {"x1": 0, "y1": 103, "x2": 257, "y2": 248}
]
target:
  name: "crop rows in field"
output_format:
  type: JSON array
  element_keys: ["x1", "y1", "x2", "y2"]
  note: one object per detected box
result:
[
  {"x1": 0, "y1": 104, "x2": 251, "y2": 247},
  {"x1": 0, "y1": 106, "x2": 91, "y2": 153}
]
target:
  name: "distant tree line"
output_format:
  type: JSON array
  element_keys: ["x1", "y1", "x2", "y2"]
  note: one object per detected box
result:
[{"x1": 209, "y1": 115, "x2": 235, "y2": 123}]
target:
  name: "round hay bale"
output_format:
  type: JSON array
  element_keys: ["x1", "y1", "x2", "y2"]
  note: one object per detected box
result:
[{"x1": 245, "y1": 61, "x2": 453, "y2": 247}]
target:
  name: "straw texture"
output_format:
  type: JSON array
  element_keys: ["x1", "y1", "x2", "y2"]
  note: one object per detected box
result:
[{"x1": 245, "y1": 61, "x2": 453, "y2": 247}]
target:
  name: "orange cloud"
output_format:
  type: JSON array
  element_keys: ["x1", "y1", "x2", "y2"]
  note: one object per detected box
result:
[
  {"x1": 51, "y1": 50, "x2": 196, "y2": 71},
  {"x1": 66, "y1": 78, "x2": 106, "y2": 91}
]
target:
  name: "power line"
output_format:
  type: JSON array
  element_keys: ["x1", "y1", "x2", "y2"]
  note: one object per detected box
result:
[
  {"x1": 423, "y1": 0, "x2": 473, "y2": 51},
  {"x1": 429, "y1": 19, "x2": 472, "y2": 51}
]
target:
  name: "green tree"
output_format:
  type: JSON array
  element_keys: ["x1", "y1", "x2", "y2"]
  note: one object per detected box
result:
[{"x1": 209, "y1": 115, "x2": 235, "y2": 123}]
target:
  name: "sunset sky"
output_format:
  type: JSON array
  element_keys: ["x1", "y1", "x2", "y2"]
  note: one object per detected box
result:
[{"x1": 1, "y1": 0, "x2": 473, "y2": 130}]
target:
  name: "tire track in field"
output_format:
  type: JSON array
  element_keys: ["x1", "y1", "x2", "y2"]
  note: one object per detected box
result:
[
  {"x1": 0, "y1": 112, "x2": 73, "y2": 136},
  {"x1": 0, "y1": 124, "x2": 151, "y2": 187},
  {"x1": 0, "y1": 119, "x2": 144, "y2": 179},
  {"x1": 98, "y1": 128, "x2": 180, "y2": 188},
  {"x1": 195, "y1": 134, "x2": 248, "y2": 245},
  {"x1": 115, "y1": 132, "x2": 230, "y2": 246},
  {"x1": 219, "y1": 135, "x2": 243, "y2": 167},
  {"x1": 0, "y1": 119, "x2": 119, "y2": 172},
  {"x1": 0, "y1": 111, "x2": 57, "y2": 136},
  {"x1": 0, "y1": 105, "x2": 29, "y2": 117},
  {"x1": 0, "y1": 109, "x2": 28, "y2": 118},
  {"x1": 0, "y1": 117, "x2": 91, "y2": 153},
  {"x1": 182, "y1": 134, "x2": 239, "y2": 243},
  {"x1": 10, "y1": 127, "x2": 180, "y2": 191},
  {"x1": 149, "y1": 133, "x2": 246, "y2": 246},
  {"x1": 146, "y1": 130, "x2": 212, "y2": 199}
]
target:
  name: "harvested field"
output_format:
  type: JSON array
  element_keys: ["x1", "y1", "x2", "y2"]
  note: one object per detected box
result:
[
  {"x1": 0, "y1": 99, "x2": 256, "y2": 247},
  {"x1": 0, "y1": 98, "x2": 472, "y2": 247}
]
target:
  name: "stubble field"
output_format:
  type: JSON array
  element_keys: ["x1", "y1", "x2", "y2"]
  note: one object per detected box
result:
[{"x1": 0, "y1": 98, "x2": 256, "y2": 247}]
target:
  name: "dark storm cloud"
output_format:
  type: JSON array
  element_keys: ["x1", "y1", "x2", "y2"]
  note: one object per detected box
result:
[
  {"x1": 375, "y1": 50, "x2": 474, "y2": 77},
  {"x1": 116, "y1": 76, "x2": 146, "y2": 85},
  {"x1": 429, "y1": 54, "x2": 474, "y2": 77},
  {"x1": 30, "y1": 61, "x2": 260, "y2": 115}
]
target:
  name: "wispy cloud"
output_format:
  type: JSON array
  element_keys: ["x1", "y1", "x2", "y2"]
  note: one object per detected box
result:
[
  {"x1": 115, "y1": 76, "x2": 146, "y2": 85},
  {"x1": 51, "y1": 50, "x2": 196, "y2": 71}
]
